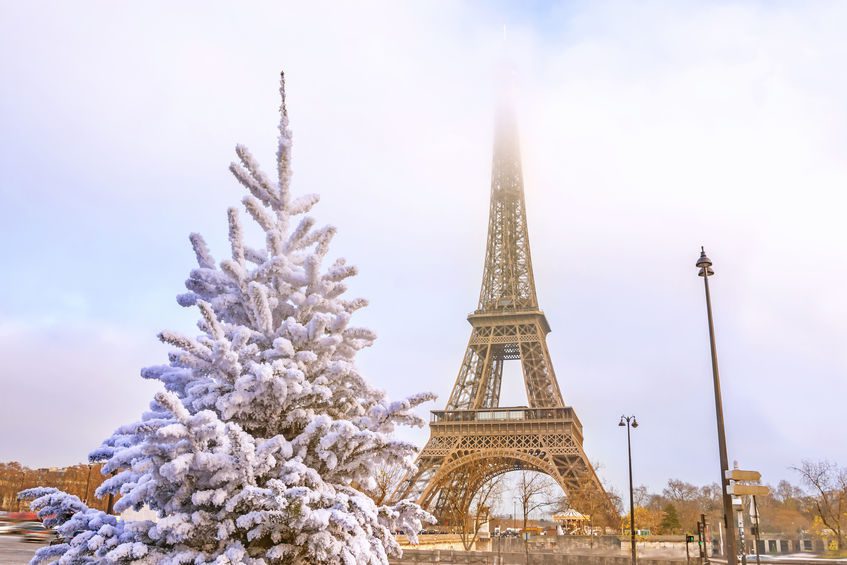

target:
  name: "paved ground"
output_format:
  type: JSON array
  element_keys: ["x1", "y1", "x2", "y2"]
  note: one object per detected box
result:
[{"x1": 0, "y1": 536, "x2": 39, "y2": 564}]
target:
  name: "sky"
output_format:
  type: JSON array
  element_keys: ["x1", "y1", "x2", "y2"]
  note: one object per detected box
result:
[{"x1": 1, "y1": 0, "x2": 846, "y2": 504}]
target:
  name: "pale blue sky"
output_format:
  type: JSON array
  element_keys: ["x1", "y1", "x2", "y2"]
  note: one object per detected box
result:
[{"x1": 1, "y1": 1, "x2": 846, "y2": 500}]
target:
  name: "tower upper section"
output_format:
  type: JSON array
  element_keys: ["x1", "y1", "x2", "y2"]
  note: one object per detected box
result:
[{"x1": 476, "y1": 101, "x2": 539, "y2": 313}]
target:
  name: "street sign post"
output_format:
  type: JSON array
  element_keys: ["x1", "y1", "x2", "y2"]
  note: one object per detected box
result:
[
  {"x1": 737, "y1": 507, "x2": 748, "y2": 565},
  {"x1": 751, "y1": 496, "x2": 762, "y2": 565},
  {"x1": 725, "y1": 468, "x2": 768, "y2": 564}
]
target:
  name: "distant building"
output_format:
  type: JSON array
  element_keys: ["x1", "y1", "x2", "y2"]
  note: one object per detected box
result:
[{"x1": 751, "y1": 533, "x2": 823, "y2": 555}]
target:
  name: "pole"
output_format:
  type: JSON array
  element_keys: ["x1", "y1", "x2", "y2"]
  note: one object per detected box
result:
[
  {"x1": 699, "y1": 251, "x2": 737, "y2": 565},
  {"x1": 752, "y1": 496, "x2": 761, "y2": 565},
  {"x1": 83, "y1": 464, "x2": 93, "y2": 504},
  {"x1": 15, "y1": 470, "x2": 25, "y2": 512},
  {"x1": 702, "y1": 513, "x2": 710, "y2": 564},
  {"x1": 512, "y1": 498, "x2": 517, "y2": 559},
  {"x1": 522, "y1": 498, "x2": 529, "y2": 565},
  {"x1": 106, "y1": 470, "x2": 117, "y2": 514},
  {"x1": 626, "y1": 420, "x2": 637, "y2": 565},
  {"x1": 737, "y1": 506, "x2": 747, "y2": 565},
  {"x1": 686, "y1": 535, "x2": 691, "y2": 565},
  {"x1": 498, "y1": 528, "x2": 502, "y2": 565}
]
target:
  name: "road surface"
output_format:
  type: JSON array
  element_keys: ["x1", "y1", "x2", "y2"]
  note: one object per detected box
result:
[{"x1": 0, "y1": 536, "x2": 39, "y2": 564}]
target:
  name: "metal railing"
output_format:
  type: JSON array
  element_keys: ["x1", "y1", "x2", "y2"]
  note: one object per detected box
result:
[{"x1": 431, "y1": 407, "x2": 575, "y2": 423}]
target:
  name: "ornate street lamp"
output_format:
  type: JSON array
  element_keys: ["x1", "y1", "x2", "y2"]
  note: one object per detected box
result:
[
  {"x1": 696, "y1": 247, "x2": 737, "y2": 565},
  {"x1": 619, "y1": 415, "x2": 638, "y2": 565}
]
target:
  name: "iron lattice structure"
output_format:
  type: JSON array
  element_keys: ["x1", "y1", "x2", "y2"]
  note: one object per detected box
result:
[{"x1": 396, "y1": 102, "x2": 616, "y2": 525}]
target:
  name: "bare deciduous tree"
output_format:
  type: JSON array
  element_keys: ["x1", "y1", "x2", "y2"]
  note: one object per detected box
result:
[
  {"x1": 659, "y1": 478, "x2": 721, "y2": 532},
  {"x1": 663, "y1": 479, "x2": 699, "y2": 503},
  {"x1": 633, "y1": 485, "x2": 650, "y2": 508},
  {"x1": 775, "y1": 479, "x2": 805, "y2": 503},
  {"x1": 465, "y1": 474, "x2": 506, "y2": 550},
  {"x1": 514, "y1": 471, "x2": 558, "y2": 558},
  {"x1": 557, "y1": 462, "x2": 620, "y2": 537},
  {"x1": 794, "y1": 460, "x2": 847, "y2": 550},
  {"x1": 364, "y1": 461, "x2": 406, "y2": 505},
  {"x1": 442, "y1": 471, "x2": 507, "y2": 551}
]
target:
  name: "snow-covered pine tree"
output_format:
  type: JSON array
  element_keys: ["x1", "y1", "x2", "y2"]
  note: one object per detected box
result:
[{"x1": 21, "y1": 71, "x2": 435, "y2": 565}]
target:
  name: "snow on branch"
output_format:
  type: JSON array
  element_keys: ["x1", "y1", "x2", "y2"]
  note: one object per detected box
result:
[{"x1": 33, "y1": 70, "x2": 435, "y2": 565}]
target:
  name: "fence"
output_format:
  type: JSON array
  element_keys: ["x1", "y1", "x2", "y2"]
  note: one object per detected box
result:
[{"x1": 392, "y1": 549, "x2": 693, "y2": 564}]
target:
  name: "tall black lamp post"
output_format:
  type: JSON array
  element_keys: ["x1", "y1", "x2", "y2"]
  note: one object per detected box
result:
[
  {"x1": 696, "y1": 247, "x2": 737, "y2": 565},
  {"x1": 619, "y1": 415, "x2": 638, "y2": 565},
  {"x1": 83, "y1": 463, "x2": 93, "y2": 504}
]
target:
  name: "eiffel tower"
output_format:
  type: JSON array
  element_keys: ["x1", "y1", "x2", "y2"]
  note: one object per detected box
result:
[{"x1": 396, "y1": 96, "x2": 615, "y2": 525}]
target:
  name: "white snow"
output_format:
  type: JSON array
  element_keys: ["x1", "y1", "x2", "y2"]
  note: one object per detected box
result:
[{"x1": 20, "y1": 71, "x2": 434, "y2": 565}]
